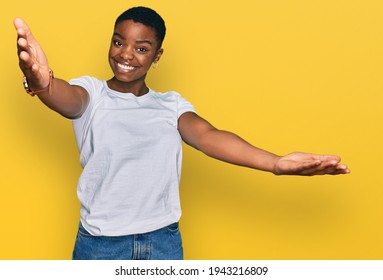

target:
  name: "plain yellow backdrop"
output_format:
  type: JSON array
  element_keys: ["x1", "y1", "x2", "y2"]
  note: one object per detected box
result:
[{"x1": 1, "y1": 0, "x2": 382, "y2": 259}]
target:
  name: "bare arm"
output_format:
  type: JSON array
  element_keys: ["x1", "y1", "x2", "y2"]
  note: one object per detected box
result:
[
  {"x1": 178, "y1": 112, "x2": 350, "y2": 175},
  {"x1": 14, "y1": 18, "x2": 88, "y2": 119}
]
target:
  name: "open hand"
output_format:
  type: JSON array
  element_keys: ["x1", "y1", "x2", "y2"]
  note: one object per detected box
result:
[
  {"x1": 14, "y1": 18, "x2": 50, "y2": 90},
  {"x1": 273, "y1": 152, "x2": 350, "y2": 176}
]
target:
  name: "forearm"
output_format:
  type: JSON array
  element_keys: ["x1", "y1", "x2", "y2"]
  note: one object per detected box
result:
[
  {"x1": 35, "y1": 78, "x2": 88, "y2": 119},
  {"x1": 198, "y1": 129, "x2": 281, "y2": 173}
]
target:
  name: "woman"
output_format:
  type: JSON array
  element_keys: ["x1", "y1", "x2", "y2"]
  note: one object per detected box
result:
[{"x1": 14, "y1": 6, "x2": 349, "y2": 260}]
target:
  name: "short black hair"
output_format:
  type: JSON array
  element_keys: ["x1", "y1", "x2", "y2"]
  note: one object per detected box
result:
[{"x1": 115, "y1": 6, "x2": 166, "y2": 48}]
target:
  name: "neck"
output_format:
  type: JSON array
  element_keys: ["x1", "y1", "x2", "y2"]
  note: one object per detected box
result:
[{"x1": 107, "y1": 77, "x2": 149, "y2": 96}]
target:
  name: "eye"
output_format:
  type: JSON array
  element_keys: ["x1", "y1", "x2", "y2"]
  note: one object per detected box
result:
[
  {"x1": 113, "y1": 40, "x2": 122, "y2": 47},
  {"x1": 136, "y1": 47, "x2": 148, "y2": 53}
]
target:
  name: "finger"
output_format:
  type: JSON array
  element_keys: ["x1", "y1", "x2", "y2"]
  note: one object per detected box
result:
[
  {"x1": 14, "y1": 19, "x2": 28, "y2": 44},
  {"x1": 302, "y1": 164, "x2": 350, "y2": 176},
  {"x1": 318, "y1": 161, "x2": 350, "y2": 174},
  {"x1": 17, "y1": 37, "x2": 29, "y2": 54},
  {"x1": 299, "y1": 165, "x2": 336, "y2": 176},
  {"x1": 17, "y1": 37, "x2": 37, "y2": 64},
  {"x1": 299, "y1": 166, "x2": 327, "y2": 176},
  {"x1": 297, "y1": 160, "x2": 335, "y2": 175},
  {"x1": 290, "y1": 160, "x2": 322, "y2": 175},
  {"x1": 17, "y1": 38, "x2": 40, "y2": 75},
  {"x1": 14, "y1": 18, "x2": 33, "y2": 39},
  {"x1": 15, "y1": 18, "x2": 36, "y2": 54},
  {"x1": 15, "y1": 21, "x2": 33, "y2": 58},
  {"x1": 19, "y1": 50, "x2": 34, "y2": 69},
  {"x1": 335, "y1": 164, "x2": 350, "y2": 174},
  {"x1": 19, "y1": 50, "x2": 42, "y2": 84},
  {"x1": 310, "y1": 168, "x2": 348, "y2": 176},
  {"x1": 309, "y1": 155, "x2": 350, "y2": 175},
  {"x1": 319, "y1": 160, "x2": 339, "y2": 169},
  {"x1": 313, "y1": 154, "x2": 341, "y2": 164},
  {"x1": 300, "y1": 160, "x2": 322, "y2": 170},
  {"x1": 14, "y1": 18, "x2": 25, "y2": 30}
]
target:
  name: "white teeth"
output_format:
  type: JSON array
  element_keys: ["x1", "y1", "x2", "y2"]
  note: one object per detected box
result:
[{"x1": 117, "y1": 63, "x2": 135, "y2": 71}]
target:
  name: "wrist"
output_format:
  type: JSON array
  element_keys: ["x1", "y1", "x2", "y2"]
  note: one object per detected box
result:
[
  {"x1": 271, "y1": 155, "x2": 283, "y2": 175},
  {"x1": 23, "y1": 69, "x2": 54, "y2": 96}
]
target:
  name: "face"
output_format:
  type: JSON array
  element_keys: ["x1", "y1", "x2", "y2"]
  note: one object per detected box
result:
[{"x1": 108, "y1": 20, "x2": 163, "y2": 92}]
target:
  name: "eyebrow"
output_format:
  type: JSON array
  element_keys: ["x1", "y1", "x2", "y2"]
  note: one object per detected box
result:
[
  {"x1": 113, "y1": 32, "x2": 153, "y2": 45},
  {"x1": 136, "y1": 40, "x2": 153, "y2": 45}
]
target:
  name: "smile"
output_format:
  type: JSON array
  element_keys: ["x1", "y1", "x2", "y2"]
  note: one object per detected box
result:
[{"x1": 117, "y1": 63, "x2": 136, "y2": 71}]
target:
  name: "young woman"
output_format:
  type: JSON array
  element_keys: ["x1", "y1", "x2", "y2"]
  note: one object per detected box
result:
[{"x1": 14, "y1": 6, "x2": 350, "y2": 260}]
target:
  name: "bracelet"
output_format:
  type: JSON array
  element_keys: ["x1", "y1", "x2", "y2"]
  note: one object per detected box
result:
[{"x1": 23, "y1": 69, "x2": 54, "y2": 97}]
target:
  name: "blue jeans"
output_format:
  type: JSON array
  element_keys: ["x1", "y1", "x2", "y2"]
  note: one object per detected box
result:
[{"x1": 72, "y1": 222, "x2": 183, "y2": 260}]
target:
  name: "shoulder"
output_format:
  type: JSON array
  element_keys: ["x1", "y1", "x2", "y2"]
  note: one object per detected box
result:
[
  {"x1": 150, "y1": 89, "x2": 193, "y2": 105},
  {"x1": 69, "y1": 76, "x2": 107, "y2": 101},
  {"x1": 150, "y1": 89, "x2": 182, "y2": 100},
  {"x1": 150, "y1": 89, "x2": 196, "y2": 118},
  {"x1": 69, "y1": 76, "x2": 103, "y2": 89},
  {"x1": 69, "y1": 76, "x2": 107, "y2": 120}
]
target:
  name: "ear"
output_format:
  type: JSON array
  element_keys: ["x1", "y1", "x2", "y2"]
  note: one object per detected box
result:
[{"x1": 153, "y1": 48, "x2": 164, "y2": 63}]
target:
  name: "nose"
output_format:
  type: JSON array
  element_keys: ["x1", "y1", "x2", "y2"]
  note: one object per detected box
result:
[{"x1": 120, "y1": 45, "x2": 134, "y2": 61}]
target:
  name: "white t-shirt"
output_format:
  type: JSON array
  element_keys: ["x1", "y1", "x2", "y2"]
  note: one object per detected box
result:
[{"x1": 69, "y1": 76, "x2": 196, "y2": 236}]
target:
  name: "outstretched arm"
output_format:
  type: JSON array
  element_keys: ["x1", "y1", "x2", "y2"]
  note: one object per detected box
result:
[
  {"x1": 178, "y1": 112, "x2": 350, "y2": 176},
  {"x1": 14, "y1": 18, "x2": 88, "y2": 119}
]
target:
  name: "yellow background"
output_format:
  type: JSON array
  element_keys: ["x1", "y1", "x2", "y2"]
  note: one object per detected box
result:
[{"x1": 1, "y1": 0, "x2": 382, "y2": 259}]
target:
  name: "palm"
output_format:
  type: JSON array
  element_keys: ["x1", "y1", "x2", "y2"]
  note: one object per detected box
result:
[
  {"x1": 14, "y1": 18, "x2": 50, "y2": 89},
  {"x1": 274, "y1": 152, "x2": 349, "y2": 176}
]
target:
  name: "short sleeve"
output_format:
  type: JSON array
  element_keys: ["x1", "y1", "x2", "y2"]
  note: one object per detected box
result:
[
  {"x1": 69, "y1": 76, "x2": 99, "y2": 119},
  {"x1": 69, "y1": 76, "x2": 103, "y2": 153},
  {"x1": 177, "y1": 94, "x2": 196, "y2": 119}
]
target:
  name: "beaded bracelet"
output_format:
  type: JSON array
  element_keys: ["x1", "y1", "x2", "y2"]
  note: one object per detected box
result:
[{"x1": 23, "y1": 69, "x2": 54, "y2": 97}]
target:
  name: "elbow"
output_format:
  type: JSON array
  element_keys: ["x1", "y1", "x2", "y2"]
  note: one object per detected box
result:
[{"x1": 195, "y1": 128, "x2": 220, "y2": 156}]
